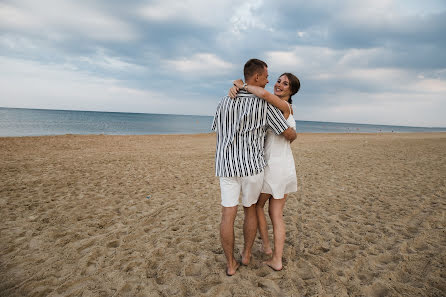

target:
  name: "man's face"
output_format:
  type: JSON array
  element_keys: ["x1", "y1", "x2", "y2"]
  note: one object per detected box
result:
[{"x1": 257, "y1": 67, "x2": 269, "y2": 88}]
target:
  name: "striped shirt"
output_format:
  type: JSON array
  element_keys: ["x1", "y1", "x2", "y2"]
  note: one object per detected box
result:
[{"x1": 212, "y1": 90, "x2": 289, "y2": 177}]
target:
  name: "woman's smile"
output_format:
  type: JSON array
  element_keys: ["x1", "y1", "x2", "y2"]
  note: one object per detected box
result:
[{"x1": 274, "y1": 75, "x2": 291, "y2": 98}]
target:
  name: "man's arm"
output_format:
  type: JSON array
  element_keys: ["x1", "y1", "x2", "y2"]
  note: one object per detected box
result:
[
  {"x1": 211, "y1": 100, "x2": 222, "y2": 131},
  {"x1": 266, "y1": 103, "x2": 293, "y2": 139}
]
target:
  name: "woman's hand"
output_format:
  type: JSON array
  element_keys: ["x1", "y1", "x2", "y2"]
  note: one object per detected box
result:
[
  {"x1": 228, "y1": 79, "x2": 244, "y2": 98},
  {"x1": 228, "y1": 85, "x2": 239, "y2": 98},
  {"x1": 233, "y1": 79, "x2": 244, "y2": 89}
]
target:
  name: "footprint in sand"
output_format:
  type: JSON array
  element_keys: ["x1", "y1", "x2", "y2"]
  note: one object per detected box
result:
[
  {"x1": 256, "y1": 267, "x2": 271, "y2": 277},
  {"x1": 376, "y1": 253, "x2": 400, "y2": 267},
  {"x1": 363, "y1": 282, "x2": 390, "y2": 297},
  {"x1": 199, "y1": 280, "x2": 223, "y2": 294},
  {"x1": 357, "y1": 271, "x2": 377, "y2": 285},
  {"x1": 184, "y1": 263, "x2": 202, "y2": 277},
  {"x1": 257, "y1": 279, "x2": 281, "y2": 295},
  {"x1": 106, "y1": 240, "x2": 120, "y2": 248},
  {"x1": 296, "y1": 260, "x2": 316, "y2": 280},
  {"x1": 83, "y1": 261, "x2": 96, "y2": 275}
]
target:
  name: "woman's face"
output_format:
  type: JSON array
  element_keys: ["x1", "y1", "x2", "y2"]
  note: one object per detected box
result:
[{"x1": 274, "y1": 75, "x2": 291, "y2": 99}]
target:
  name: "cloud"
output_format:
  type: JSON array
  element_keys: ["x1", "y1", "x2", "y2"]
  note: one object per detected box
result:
[
  {"x1": 0, "y1": 34, "x2": 38, "y2": 51},
  {"x1": 413, "y1": 78, "x2": 446, "y2": 93},
  {"x1": 0, "y1": 2, "x2": 37, "y2": 29},
  {"x1": 266, "y1": 46, "x2": 337, "y2": 71},
  {"x1": 138, "y1": 0, "x2": 236, "y2": 27},
  {"x1": 0, "y1": 0, "x2": 138, "y2": 42},
  {"x1": 266, "y1": 45, "x2": 446, "y2": 91},
  {"x1": 0, "y1": 56, "x2": 219, "y2": 116},
  {"x1": 76, "y1": 49, "x2": 146, "y2": 72},
  {"x1": 296, "y1": 91, "x2": 446, "y2": 127},
  {"x1": 163, "y1": 53, "x2": 235, "y2": 77},
  {"x1": 229, "y1": 0, "x2": 272, "y2": 34},
  {"x1": 0, "y1": 57, "x2": 165, "y2": 112}
]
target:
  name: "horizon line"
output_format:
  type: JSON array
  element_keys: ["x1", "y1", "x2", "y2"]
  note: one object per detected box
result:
[{"x1": 1, "y1": 106, "x2": 445, "y2": 129}]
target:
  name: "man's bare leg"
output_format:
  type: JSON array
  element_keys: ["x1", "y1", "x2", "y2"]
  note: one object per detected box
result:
[
  {"x1": 220, "y1": 206, "x2": 240, "y2": 275},
  {"x1": 265, "y1": 195, "x2": 287, "y2": 271},
  {"x1": 241, "y1": 204, "x2": 258, "y2": 265},
  {"x1": 256, "y1": 193, "x2": 273, "y2": 255}
]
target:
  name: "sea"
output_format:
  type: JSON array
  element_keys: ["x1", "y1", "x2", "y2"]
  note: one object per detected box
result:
[{"x1": 0, "y1": 107, "x2": 445, "y2": 137}]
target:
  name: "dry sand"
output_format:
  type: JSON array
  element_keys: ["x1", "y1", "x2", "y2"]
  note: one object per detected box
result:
[{"x1": 1, "y1": 132, "x2": 445, "y2": 297}]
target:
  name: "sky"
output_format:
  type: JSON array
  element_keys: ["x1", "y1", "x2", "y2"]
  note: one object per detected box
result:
[{"x1": 1, "y1": 0, "x2": 445, "y2": 127}]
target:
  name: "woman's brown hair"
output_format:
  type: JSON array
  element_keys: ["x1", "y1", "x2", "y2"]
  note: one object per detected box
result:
[{"x1": 280, "y1": 73, "x2": 300, "y2": 104}]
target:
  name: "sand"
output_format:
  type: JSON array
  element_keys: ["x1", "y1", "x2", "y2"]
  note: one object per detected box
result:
[{"x1": 0, "y1": 132, "x2": 445, "y2": 297}]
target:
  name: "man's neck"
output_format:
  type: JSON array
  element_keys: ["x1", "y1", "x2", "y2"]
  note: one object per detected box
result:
[{"x1": 245, "y1": 80, "x2": 263, "y2": 88}]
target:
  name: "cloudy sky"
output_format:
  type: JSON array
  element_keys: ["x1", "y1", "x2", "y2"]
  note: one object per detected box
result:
[{"x1": 1, "y1": 0, "x2": 445, "y2": 127}]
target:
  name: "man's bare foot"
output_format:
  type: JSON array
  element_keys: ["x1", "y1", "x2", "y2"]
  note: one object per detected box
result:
[
  {"x1": 226, "y1": 260, "x2": 240, "y2": 276},
  {"x1": 264, "y1": 258, "x2": 283, "y2": 271},
  {"x1": 241, "y1": 251, "x2": 251, "y2": 266},
  {"x1": 262, "y1": 244, "x2": 273, "y2": 256}
]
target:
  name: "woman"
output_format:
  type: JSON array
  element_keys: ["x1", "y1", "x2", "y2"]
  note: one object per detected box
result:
[{"x1": 229, "y1": 73, "x2": 300, "y2": 271}]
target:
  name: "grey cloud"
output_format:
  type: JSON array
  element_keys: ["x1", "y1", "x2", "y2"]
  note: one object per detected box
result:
[{"x1": 261, "y1": 1, "x2": 446, "y2": 71}]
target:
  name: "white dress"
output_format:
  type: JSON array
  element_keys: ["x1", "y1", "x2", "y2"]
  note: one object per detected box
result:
[{"x1": 262, "y1": 103, "x2": 297, "y2": 198}]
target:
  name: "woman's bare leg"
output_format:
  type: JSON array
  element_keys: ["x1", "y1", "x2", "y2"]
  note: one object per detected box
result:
[
  {"x1": 265, "y1": 194, "x2": 287, "y2": 270},
  {"x1": 256, "y1": 193, "x2": 272, "y2": 255}
]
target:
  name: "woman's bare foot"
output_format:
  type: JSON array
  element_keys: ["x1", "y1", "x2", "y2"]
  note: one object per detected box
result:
[
  {"x1": 241, "y1": 251, "x2": 251, "y2": 265},
  {"x1": 262, "y1": 244, "x2": 273, "y2": 256},
  {"x1": 226, "y1": 260, "x2": 240, "y2": 276},
  {"x1": 264, "y1": 258, "x2": 283, "y2": 271}
]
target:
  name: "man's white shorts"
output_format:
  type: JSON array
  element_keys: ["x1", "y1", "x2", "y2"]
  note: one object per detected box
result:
[{"x1": 219, "y1": 172, "x2": 264, "y2": 207}]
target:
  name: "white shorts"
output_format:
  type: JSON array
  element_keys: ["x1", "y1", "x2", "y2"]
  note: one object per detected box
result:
[{"x1": 219, "y1": 172, "x2": 264, "y2": 207}]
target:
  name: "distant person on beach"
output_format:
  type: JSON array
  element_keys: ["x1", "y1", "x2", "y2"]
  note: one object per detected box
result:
[
  {"x1": 212, "y1": 59, "x2": 297, "y2": 276},
  {"x1": 228, "y1": 72, "x2": 300, "y2": 271}
]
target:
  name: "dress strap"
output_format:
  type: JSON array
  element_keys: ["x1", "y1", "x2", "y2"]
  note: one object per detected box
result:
[{"x1": 286, "y1": 102, "x2": 292, "y2": 114}]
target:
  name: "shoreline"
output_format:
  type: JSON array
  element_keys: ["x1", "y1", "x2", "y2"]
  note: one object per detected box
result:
[{"x1": 1, "y1": 131, "x2": 446, "y2": 139}]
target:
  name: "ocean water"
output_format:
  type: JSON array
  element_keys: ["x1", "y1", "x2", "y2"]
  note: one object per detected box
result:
[{"x1": 0, "y1": 107, "x2": 445, "y2": 137}]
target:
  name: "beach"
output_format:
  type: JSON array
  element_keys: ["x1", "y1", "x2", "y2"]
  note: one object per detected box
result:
[{"x1": 1, "y1": 132, "x2": 445, "y2": 297}]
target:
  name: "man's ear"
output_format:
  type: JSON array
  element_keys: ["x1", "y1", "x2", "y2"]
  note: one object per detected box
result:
[{"x1": 254, "y1": 73, "x2": 259, "y2": 82}]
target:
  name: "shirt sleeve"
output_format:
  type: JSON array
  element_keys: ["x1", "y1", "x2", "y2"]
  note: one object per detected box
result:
[
  {"x1": 211, "y1": 101, "x2": 221, "y2": 131},
  {"x1": 266, "y1": 103, "x2": 289, "y2": 135}
]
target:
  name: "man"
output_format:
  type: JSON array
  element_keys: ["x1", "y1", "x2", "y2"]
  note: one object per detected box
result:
[{"x1": 212, "y1": 58, "x2": 296, "y2": 276}]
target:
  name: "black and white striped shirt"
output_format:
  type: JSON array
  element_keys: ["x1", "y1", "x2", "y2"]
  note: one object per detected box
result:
[{"x1": 212, "y1": 90, "x2": 289, "y2": 177}]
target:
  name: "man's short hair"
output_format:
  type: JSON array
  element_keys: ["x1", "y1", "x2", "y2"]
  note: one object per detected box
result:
[{"x1": 244, "y1": 59, "x2": 267, "y2": 81}]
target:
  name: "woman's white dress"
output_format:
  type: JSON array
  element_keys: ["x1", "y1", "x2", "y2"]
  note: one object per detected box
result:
[{"x1": 262, "y1": 104, "x2": 297, "y2": 198}]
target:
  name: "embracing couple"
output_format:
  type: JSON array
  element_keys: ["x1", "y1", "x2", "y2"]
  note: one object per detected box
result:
[{"x1": 212, "y1": 58, "x2": 300, "y2": 276}]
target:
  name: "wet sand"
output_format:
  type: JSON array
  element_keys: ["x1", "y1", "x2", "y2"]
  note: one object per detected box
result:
[{"x1": 1, "y1": 133, "x2": 445, "y2": 297}]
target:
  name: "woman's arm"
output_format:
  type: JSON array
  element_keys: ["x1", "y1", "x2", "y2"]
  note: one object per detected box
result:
[{"x1": 233, "y1": 79, "x2": 290, "y2": 116}]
